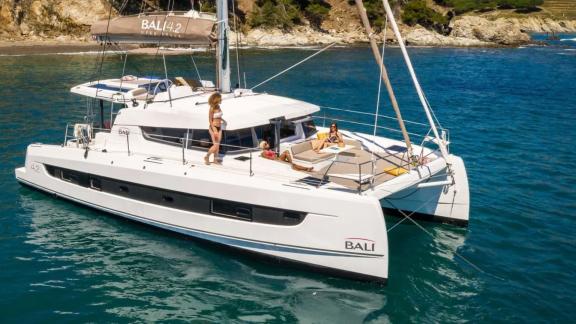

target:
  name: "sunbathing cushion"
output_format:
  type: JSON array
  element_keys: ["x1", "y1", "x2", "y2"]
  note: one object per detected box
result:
[
  {"x1": 290, "y1": 141, "x2": 312, "y2": 155},
  {"x1": 343, "y1": 139, "x2": 361, "y2": 149},
  {"x1": 293, "y1": 150, "x2": 334, "y2": 162}
]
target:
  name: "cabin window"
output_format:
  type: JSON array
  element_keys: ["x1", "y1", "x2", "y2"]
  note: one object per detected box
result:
[
  {"x1": 211, "y1": 199, "x2": 252, "y2": 221},
  {"x1": 141, "y1": 127, "x2": 185, "y2": 146},
  {"x1": 280, "y1": 120, "x2": 296, "y2": 139},
  {"x1": 254, "y1": 124, "x2": 276, "y2": 148},
  {"x1": 189, "y1": 129, "x2": 212, "y2": 150},
  {"x1": 222, "y1": 128, "x2": 255, "y2": 152},
  {"x1": 302, "y1": 119, "x2": 318, "y2": 138}
]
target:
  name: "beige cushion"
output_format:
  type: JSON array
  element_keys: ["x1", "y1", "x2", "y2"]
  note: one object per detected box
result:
[
  {"x1": 343, "y1": 139, "x2": 361, "y2": 149},
  {"x1": 291, "y1": 141, "x2": 312, "y2": 155},
  {"x1": 293, "y1": 150, "x2": 334, "y2": 162}
]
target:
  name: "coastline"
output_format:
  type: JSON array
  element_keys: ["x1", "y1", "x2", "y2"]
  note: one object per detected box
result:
[
  {"x1": 0, "y1": 40, "x2": 105, "y2": 56},
  {"x1": 1, "y1": 25, "x2": 574, "y2": 56}
]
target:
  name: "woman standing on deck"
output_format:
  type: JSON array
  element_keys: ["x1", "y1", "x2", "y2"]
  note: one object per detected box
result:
[{"x1": 205, "y1": 93, "x2": 224, "y2": 165}]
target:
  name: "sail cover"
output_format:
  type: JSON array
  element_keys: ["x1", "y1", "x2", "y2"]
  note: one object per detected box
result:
[{"x1": 91, "y1": 11, "x2": 216, "y2": 45}]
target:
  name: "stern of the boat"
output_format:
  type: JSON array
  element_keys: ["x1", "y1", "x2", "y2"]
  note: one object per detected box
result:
[{"x1": 380, "y1": 154, "x2": 470, "y2": 226}]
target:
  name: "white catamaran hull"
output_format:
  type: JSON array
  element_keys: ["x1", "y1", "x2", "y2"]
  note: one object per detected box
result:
[
  {"x1": 16, "y1": 144, "x2": 389, "y2": 281},
  {"x1": 380, "y1": 155, "x2": 470, "y2": 225}
]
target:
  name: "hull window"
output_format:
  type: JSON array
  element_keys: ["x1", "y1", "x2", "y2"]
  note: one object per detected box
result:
[
  {"x1": 89, "y1": 177, "x2": 102, "y2": 191},
  {"x1": 42, "y1": 165, "x2": 306, "y2": 226},
  {"x1": 211, "y1": 199, "x2": 253, "y2": 221}
]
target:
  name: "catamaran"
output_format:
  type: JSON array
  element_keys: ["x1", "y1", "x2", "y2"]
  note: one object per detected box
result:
[{"x1": 15, "y1": 0, "x2": 469, "y2": 282}]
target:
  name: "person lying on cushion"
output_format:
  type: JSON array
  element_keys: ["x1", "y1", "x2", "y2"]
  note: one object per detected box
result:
[{"x1": 259, "y1": 140, "x2": 313, "y2": 172}]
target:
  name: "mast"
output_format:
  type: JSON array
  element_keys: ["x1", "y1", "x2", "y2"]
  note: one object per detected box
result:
[
  {"x1": 216, "y1": 0, "x2": 231, "y2": 93},
  {"x1": 353, "y1": 0, "x2": 414, "y2": 160},
  {"x1": 380, "y1": 0, "x2": 449, "y2": 161}
]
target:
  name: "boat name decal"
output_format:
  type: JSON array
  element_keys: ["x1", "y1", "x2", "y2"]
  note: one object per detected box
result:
[
  {"x1": 345, "y1": 238, "x2": 375, "y2": 252},
  {"x1": 141, "y1": 19, "x2": 183, "y2": 36}
]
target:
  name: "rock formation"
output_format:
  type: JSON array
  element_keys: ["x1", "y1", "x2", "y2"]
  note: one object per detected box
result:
[
  {"x1": 0, "y1": 0, "x2": 112, "y2": 39},
  {"x1": 450, "y1": 16, "x2": 531, "y2": 46}
]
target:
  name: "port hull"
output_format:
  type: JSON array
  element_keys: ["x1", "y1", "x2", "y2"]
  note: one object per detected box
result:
[{"x1": 15, "y1": 144, "x2": 390, "y2": 282}]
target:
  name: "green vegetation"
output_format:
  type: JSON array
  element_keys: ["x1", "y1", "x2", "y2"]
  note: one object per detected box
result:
[
  {"x1": 305, "y1": 0, "x2": 332, "y2": 27},
  {"x1": 345, "y1": 0, "x2": 398, "y2": 30},
  {"x1": 434, "y1": 0, "x2": 544, "y2": 14},
  {"x1": 402, "y1": 0, "x2": 448, "y2": 32},
  {"x1": 248, "y1": 0, "x2": 332, "y2": 29},
  {"x1": 248, "y1": 0, "x2": 303, "y2": 29}
]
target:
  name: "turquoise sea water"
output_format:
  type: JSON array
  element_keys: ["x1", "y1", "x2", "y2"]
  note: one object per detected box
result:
[{"x1": 1, "y1": 35, "x2": 575, "y2": 322}]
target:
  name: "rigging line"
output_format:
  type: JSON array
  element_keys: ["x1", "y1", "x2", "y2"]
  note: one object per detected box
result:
[
  {"x1": 383, "y1": 198, "x2": 487, "y2": 275},
  {"x1": 371, "y1": 16, "x2": 388, "y2": 166},
  {"x1": 386, "y1": 216, "x2": 407, "y2": 232},
  {"x1": 319, "y1": 106, "x2": 430, "y2": 127},
  {"x1": 190, "y1": 47, "x2": 204, "y2": 87},
  {"x1": 119, "y1": 0, "x2": 130, "y2": 13},
  {"x1": 424, "y1": 95, "x2": 443, "y2": 130},
  {"x1": 237, "y1": 14, "x2": 246, "y2": 88},
  {"x1": 94, "y1": 0, "x2": 115, "y2": 103},
  {"x1": 250, "y1": 42, "x2": 336, "y2": 91},
  {"x1": 144, "y1": 9, "x2": 174, "y2": 104},
  {"x1": 230, "y1": 0, "x2": 241, "y2": 87}
]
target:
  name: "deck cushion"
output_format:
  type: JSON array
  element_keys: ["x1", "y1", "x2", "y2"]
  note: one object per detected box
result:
[
  {"x1": 293, "y1": 150, "x2": 334, "y2": 162},
  {"x1": 291, "y1": 141, "x2": 312, "y2": 155}
]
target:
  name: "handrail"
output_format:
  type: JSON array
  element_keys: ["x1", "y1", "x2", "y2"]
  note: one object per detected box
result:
[
  {"x1": 317, "y1": 148, "x2": 414, "y2": 193},
  {"x1": 133, "y1": 130, "x2": 258, "y2": 176},
  {"x1": 320, "y1": 106, "x2": 430, "y2": 127},
  {"x1": 313, "y1": 115, "x2": 428, "y2": 139}
]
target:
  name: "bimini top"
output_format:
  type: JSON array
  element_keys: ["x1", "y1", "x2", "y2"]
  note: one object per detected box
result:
[
  {"x1": 91, "y1": 10, "x2": 216, "y2": 45},
  {"x1": 71, "y1": 77, "x2": 320, "y2": 130},
  {"x1": 113, "y1": 90, "x2": 320, "y2": 131}
]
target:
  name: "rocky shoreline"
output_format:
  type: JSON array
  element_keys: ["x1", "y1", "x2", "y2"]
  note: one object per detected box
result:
[
  {"x1": 237, "y1": 15, "x2": 576, "y2": 48},
  {"x1": 1, "y1": 15, "x2": 575, "y2": 55}
]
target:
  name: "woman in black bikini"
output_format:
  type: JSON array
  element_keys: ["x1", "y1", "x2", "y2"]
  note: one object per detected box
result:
[
  {"x1": 314, "y1": 122, "x2": 343, "y2": 152},
  {"x1": 205, "y1": 93, "x2": 223, "y2": 165}
]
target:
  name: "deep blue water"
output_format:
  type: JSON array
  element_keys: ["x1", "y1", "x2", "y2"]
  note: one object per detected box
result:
[{"x1": 1, "y1": 35, "x2": 575, "y2": 322}]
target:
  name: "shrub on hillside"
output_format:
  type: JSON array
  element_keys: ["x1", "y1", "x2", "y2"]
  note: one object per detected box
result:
[
  {"x1": 249, "y1": 0, "x2": 303, "y2": 29},
  {"x1": 305, "y1": 0, "x2": 332, "y2": 28},
  {"x1": 402, "y1": 0, "x2": 448, "y2": 32},
  {"x1": 346, "y1": 0, "x2": 399, "y2": 30},
  {"x1": 249, "y1": 0, "x2": 332, "y2": 29},
  {"x1": 434, "y1": 0, "x2": 543, "y2": 14}
]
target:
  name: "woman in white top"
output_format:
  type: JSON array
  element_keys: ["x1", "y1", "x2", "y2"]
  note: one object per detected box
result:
[{"x1": 205, "y1": 93, "x2": 224, "y2": 165}]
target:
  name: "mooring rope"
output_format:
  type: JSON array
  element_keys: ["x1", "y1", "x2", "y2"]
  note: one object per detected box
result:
[{"x1": 383, "y1": 198, "x2": 486, "y2": 275}]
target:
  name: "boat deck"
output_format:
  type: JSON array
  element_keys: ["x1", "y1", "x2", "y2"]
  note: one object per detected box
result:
[{"x1": 293, "y1": 146, "x2": 412, "y2": 191}]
